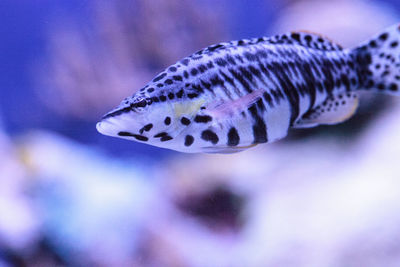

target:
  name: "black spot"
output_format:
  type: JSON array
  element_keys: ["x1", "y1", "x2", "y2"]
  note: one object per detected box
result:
[
  {"x1": 118, "y1": 132, "x2": 148, "y2": 141},
  {"x1": 147, "y1": 87, "x2": 155, "y2": 93},
  {"x1": 168, "y1": 93, "x2": 175, "y2": 100},
  {"x1": 304, "y1": 35, "x2": 312, "y2": 42},
  {"x1": 207, "y1": 61, "x2": 214, "y2": 69},
  {"x1": 184, "y1": 71, "x2": 189, "y2": 79},
  {"x1": 237, "y1": 40, "x2": 246, "y2": 46},
  {"x1": 165, "y1": 79, "x2": 173, "y2": 85},
  {"x1": 159, "y1": 95, "x2": 167, "y2": 102},
  {"x1": 184, "y1": 135, "x2": 194, "y2": 146},
  {"x1": 182, "y1": 59, "x2": 190, "y2": 66},
  {"x1": 141, "y1": 123, "x2": 153, "y2": 133},
  {"x1": 191, "y1": 68, "x2": 199, "y2": 76},
  {"x1": 160, "y1": 135, "x2": 173, "y2": 142},
  {"x1": 194, "y1": 115, "x2": 212, "y2": 123},
  {"x1": 198, "y1": 65, "x2": 207, "y2": 73},
  {"x1": 154, "y1": 132, "x2": 168, "y2": 138},
  {"x1": 369, "y1": 40, "x2": 377, "y2": 48},
  {"x1": 169, "y1": 66, "x2": 177, "y2": 72},
  {"x1": 208, "y1": 44, "x2": 224, "y2": 52},
  {"x1": 391, "y1": 41, "x2": 398, "y2": 48},
  {"x1": 291, "y1": 33, "x2": 301, "y2": 42},
  {"x1": 390, "y1": 83, "x2": 398, "y2": 91},
  {"x1": 181, "y1": 117, "x2": 191, "y2": 125},
  {"x1": 227, "y1": 127, "x2": 240, "y2": 146},
  {"x1": 188, "y1": 93, "x2": 198, "y2": 99},
  {"x1": 153, "y1": 73, "x2": 167, "y2": 82},
  {"x1": 176, "y1": 89, "x2": 184, "y2": 98},
  {"x1": 157, "y1": 83, "x2": 164, "y2": 88},
  {"x1": 173, "y1": 75, "x2": 183, "y2": 81},
  {"x1": 164, "y1": 116, "x2": 171, "y2": 125},
  {"x1": 151, "y1": 96, "x2": 159, "y2": 103},
  {"x1": 377, "y1": 83, "x2": 385, "y2": 90},
  {"x1": 192, "y1": 55, "x2": 203, "y2": 60},
  {"x1": 192, "y1": 84, "x2": 204, "y2": 94},
  {"x1": 379, "y1": 33, "x2": 388, "y2": 41},
  {"x1": 201, "y1": 130, "x2": 219, "y2": 144}
]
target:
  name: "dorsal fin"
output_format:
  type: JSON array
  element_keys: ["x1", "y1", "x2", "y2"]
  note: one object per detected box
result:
[{"x1": 268, "y1": 31, "x2": 343, "y2": 51}]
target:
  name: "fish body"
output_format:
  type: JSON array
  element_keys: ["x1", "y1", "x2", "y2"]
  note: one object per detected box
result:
[{"x1": 97, "y1": 24, "x2": 400, "y2": 153}]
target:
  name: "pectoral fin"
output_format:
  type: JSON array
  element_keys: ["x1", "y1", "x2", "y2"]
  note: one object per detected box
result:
[
  {"x1": 293, "y1": 92, "x2": 359, "y2": 128},
  {"x1": 205, "y1": 89, "x2": 265, "y2": 121}
]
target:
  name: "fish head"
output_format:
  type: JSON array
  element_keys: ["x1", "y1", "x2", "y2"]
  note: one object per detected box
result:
[{"x1": 96, "y1": 82, "x2": 210, "y2": 152}]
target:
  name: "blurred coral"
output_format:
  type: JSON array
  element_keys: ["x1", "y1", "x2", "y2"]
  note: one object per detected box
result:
[{"x1": 36, "y1": 0, "x2": 227, "y2": 120}]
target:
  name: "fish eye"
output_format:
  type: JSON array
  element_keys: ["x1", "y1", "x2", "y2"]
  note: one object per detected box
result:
[{"x1": 131, "y1": 97, "x2": 148, "y2": 112}]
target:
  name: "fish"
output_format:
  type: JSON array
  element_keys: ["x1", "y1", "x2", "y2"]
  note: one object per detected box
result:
[{"x1": 97, "y1": 23, "x2": 400, "y2": 153}]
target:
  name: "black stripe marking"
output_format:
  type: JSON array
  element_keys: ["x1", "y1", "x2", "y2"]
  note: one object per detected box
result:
[
  {"x1": 268, "y1": 62, "x2": 299, "y2": 125},
  {"x1": 201, "y1": 130, "x2": 219, "y2": 144},
  {"x1": 263, "y1": 92, "x2": 274, "y2": 107},
  {"x1": 248, "y1": 105, "x2": 267, "y2": 143},
  {"x1": 118, "y1": 132, "x2": 148, "y2": 141},
  {"x1": 215, "y1": 58, "x2": 228, "y2": 67},
  {"x1": 219, "y1": 70, "x2": 241, "y2": 96},
  {"x1": 239, "y1": 66, "x2": 255, "y2": 84},
  {"x1": 201, "y1": 80, "x2": 213, "y2": 92},
  {"x1": 228, "y1": 68, "x2": 253, "y2": 93},
  {"x1": 227, "y1": 127, "x2": 240, "y2": 146},
  {"x1": 225, "y1": 55, "x2": 236, "y2": 65},
  {"x1": 184, "y1": 135, "x2": 194, "y2": 146}
]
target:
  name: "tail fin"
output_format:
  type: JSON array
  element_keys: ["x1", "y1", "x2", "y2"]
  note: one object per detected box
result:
[{"x1": 353, "y1": 23, "x2": 400, "y2": 94}]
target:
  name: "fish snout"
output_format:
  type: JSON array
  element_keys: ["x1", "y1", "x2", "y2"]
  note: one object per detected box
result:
[{"x1": 96, "y1": 119, "x2": 119, "y2": 137}]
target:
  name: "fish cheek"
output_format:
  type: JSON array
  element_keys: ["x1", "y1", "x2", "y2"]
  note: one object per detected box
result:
[{"x1": 172, "y1": 98, "x2": 206, "y2": 119}]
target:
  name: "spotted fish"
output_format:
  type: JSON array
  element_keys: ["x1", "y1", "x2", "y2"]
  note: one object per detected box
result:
[{"x1": 97, "y1": 24, "x2": 400, "y2": 153}]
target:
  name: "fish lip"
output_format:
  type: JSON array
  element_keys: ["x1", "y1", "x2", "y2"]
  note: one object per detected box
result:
[{"x1": 96, "y1": 119, "x2": 117, "y2": 137}]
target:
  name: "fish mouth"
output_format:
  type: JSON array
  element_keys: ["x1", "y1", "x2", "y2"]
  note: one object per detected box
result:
[{"x1": 96, "y1": 119, "x2": 118, "y2": 137}]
